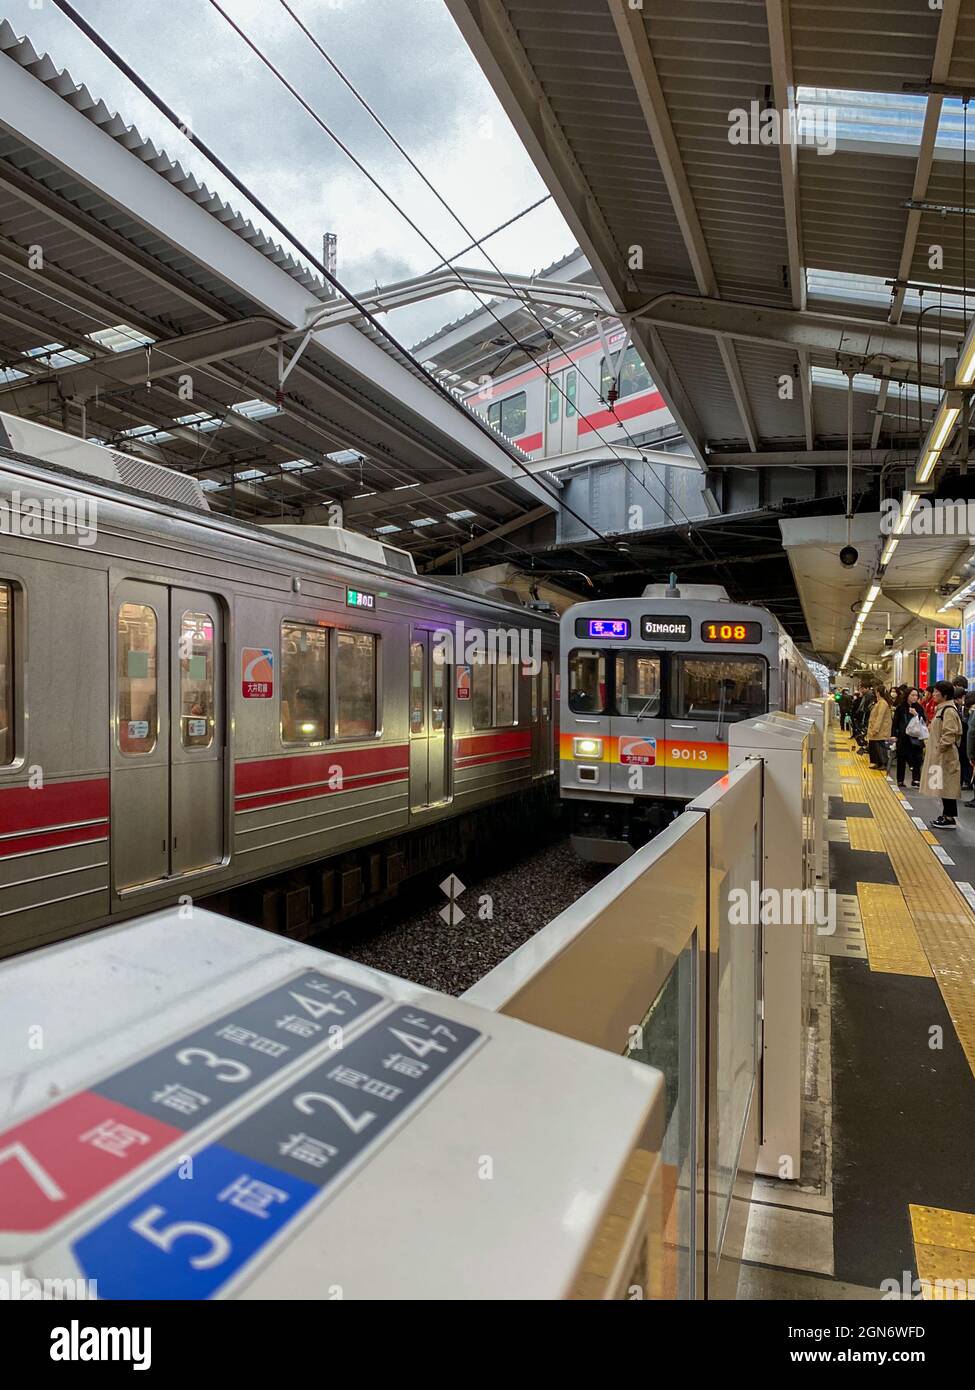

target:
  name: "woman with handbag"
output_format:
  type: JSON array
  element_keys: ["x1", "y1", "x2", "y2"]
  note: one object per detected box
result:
[
  {"x1": 920, "y1": 681, "x2": 963, "y2": 828},
  {"x1": 866, "y1": 686, "x2": 893, "y2": 769},
  {"x1": 893, "y1": 687, "x2": 926, "y2": 788}
]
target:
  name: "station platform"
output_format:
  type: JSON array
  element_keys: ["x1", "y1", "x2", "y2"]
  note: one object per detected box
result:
[{"x1": 740, "y1": 722, "x2": 975, "y2": 1300}]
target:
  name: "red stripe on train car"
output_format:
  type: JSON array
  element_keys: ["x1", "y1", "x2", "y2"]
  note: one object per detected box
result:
[
  {"x1": 512, "y1": 431, "x2": 544, "y2": 453},
  {"x1": 454, "y1": 730, "x2": 531, "y2": 761},
  {"x1": 235, "y1": 744, "x2": 409, "y2": 800},
  {"x1": 0, "y1": 823, "x2": 109, "y2": 859},
  {"x1": 0, "y1": 778, "x2": 109, "y2": 832},
  {"x1": 237, "y1": 769, "x2": 407, "y2": 813},
  {"x1": 577, "y1": 390, "x2": 667, "y2": 435}
]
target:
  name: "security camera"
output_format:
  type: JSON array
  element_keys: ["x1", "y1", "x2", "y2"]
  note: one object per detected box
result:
[
  {"x1": 839, "y1": 545, "x2": 859, "y2": 568},
  {"x1": 884, "y1": 634, "x2": 894, "y2": 648}
]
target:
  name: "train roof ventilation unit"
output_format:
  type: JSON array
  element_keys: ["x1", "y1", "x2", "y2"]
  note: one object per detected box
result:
[
  {"x1": 0, "y1": 411, "x2": 210, "y2": 510},
  {"x1": 642, "y1": 582, "x2": 730, "y2": 601},
  {"x1": 262, "y1": 523, "x2": 418, "y2": 574}
]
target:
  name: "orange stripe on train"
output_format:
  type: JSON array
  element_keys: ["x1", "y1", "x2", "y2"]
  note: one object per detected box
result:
[{"x1": 558, "y1": 732, "x2": 728, "y2": 772}]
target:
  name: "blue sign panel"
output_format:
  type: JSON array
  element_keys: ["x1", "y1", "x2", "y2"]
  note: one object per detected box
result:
[
  {"x1": 937, "y1": 653, "x2": 946, "y2": 681},
  {"x1": 588, "y1": 619, "x2": 630, "y2": 639},
  {"x1": 949, "y1": 628, "x2": 962, "y2": 654},
  {"x1": 72, "y1": 1006, "x2": 483, "y2": 1299},
  {"x1": 94, "y1": 971, "x2": 384, "y2": 1133}
]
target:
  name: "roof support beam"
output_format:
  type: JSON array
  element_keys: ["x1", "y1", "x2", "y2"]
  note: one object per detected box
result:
[
  {"x1": 423, "y1": 505, "x2": 551, "y2": 571},
  {"x1": 872, "y1": 0, "x2": 961, "y2": 447},
  {"x1": 632, "y1": 293, "x2": 957, "y2": 382},
  {"x1": 444, "y1": 0, "x2": 708, "y2": 468},
  {"x1": 608, "y1": 0, "x2": 760, "y2": 453}
]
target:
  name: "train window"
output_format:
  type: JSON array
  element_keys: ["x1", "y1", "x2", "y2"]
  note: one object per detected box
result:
[
  {"x1": 336, "y1": 631, "x2": 378, "y2": 739},
  {"x1": 566, "y1": 370, "x2": 577, "y2": 417},
  {"x1": 281, "y1": 622, "x2": 328, "y2": 744},
  {"x1": 409, "y1": 639, "x2": 425, "y2": 734},
  {"x1": 431, "y1": 658, "x2": 446, "y2": 732},
  {"x1": 179, "y1": 612, "x2": 215, "y2": 749},
  {"x1": 541, "y1": 658, "x2": 552, "y2": 719},
  {"x1": 615, "y1": 653, "x2": 662, "y2": 717},
  {"x1": 548, "y1": 378, "x2": 560, "y2": 425},
  {"x1": 117, "y1": 602, "x2": 158, "y2": 755},
  {"x1": 600, "y1": 345, "x2": 652, "y2": 401},
  {"x1": 568, "y1": 649, "x2": 607, "y2": 714},
  {"x1": 472, "y1": 661, "x2": 492, "y2": 729},
  {"x1": 673, "y1": 656, "x2": 767, "y2": 723},
  {"x1": 0, "y1": 582, "x2": 12, "y2": 766},
  {"x1": 496, "y1": 659, "x2": 516, "y2": 727},
  {"x1": 487, "y1": 391, "x2": 527, "y2": 440},
  {"x1": 531, "y1": 669, "x2": 539, "y2": 722}
]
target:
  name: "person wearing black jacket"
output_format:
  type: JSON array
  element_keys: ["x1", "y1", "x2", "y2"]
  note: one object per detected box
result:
[{"x1": 892, "y1": 687, "x2": 925, "y2": 788}]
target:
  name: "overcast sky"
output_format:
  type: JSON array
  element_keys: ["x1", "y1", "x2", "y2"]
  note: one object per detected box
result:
[{"x1": 4, "y1": 0, "x2": 576, "y2": 343}]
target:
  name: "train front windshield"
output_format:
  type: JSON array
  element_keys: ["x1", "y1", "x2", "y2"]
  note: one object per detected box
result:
[{"x1": 567, "y1": 647, "x2": 768, "y2": 720}]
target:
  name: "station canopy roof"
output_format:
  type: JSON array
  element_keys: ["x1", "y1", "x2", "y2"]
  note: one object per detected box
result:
[
  {"x1": 0, "y1": 19, "x2": 561, "y2": 571},
  {"x1": 445, "y1": 0, "x2": 975, "y2": 661}
]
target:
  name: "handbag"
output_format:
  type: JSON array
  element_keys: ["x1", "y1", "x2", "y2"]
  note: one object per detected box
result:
[{"x1": 905, "y1": 712, "x2": 928, "y2": 741}]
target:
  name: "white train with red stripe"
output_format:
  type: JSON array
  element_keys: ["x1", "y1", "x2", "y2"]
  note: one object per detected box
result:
[
  {"x1": 0, "y1": 413, "x2": 558, "y2": 958},
  {"x1": 461, "y1": 327, "x2": 673, "y2": 458}
]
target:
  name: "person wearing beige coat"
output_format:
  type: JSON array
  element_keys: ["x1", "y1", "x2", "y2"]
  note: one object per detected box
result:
[
  {"x1": 866, "y1": 688, "x2": 893, "y2": 769},
  {"x1": 921, "y1": 680, "x2": 963, "y2": 828}
]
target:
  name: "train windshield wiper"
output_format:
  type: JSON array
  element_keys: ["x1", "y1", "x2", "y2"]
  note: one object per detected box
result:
[{"x1": 635, "y1": 697, "x2": 658, "y2": 722}]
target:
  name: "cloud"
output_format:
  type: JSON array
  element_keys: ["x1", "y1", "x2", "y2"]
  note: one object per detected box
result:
[{"x1": 5, "y1": 0, "x2": 575, "y2": 340}]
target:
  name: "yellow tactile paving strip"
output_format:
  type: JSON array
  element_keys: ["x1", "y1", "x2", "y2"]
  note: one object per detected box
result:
[
  {"x1": 834, "y1": 740, "x2": 975, "y2": 1080},
  {"x1": 909, "y1": 1205, "x2": 975, "y2": 1299},
  {"x1": 856, "y1": 882, "x2": 933, "y2": 977},
  {"x1": 847, "y1": 817, "x2": 885, "y2": 853}
]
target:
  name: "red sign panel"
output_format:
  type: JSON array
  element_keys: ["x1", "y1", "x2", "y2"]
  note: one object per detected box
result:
[
  {"x1": 456, "y1": 665, "x2": 471, "y2": 700},
  {"x1": 918, "y1": 650, "x2": 930, "y2": 690},
  {"x1": 936, "y1": 628, "x2": 949, "y2": 654},
  {"x1": 241, "y1": 646, "x2": 274, "y2": 699}
]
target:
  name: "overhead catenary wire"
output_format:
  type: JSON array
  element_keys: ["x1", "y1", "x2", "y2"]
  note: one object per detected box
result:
[
  {"x1": 272, "y1": 0, "x2": 719, "y2": 562},
  {"x1": 46, "y1": 0, "x2": 624, "y2": 561}
]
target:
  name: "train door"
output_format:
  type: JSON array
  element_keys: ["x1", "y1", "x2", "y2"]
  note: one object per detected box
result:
[
  {"x1": 609, "y1": 649, "x2": 667, "y2": 798},
  {"x1": 409, "y1": 630, "x2": 451, "y2": 811},
  {"x1": 545, "y1": 369, "x2": 579, "y2": 455},
  {"x1": 112, "y1": 582, "x2": 225, "y2": 891},
  {"x1": 532, "y1": 655, "x2": 554, "y2": 776},
  {"x1": 666, "y1": 652, "x2": 767, "y2": 799}
]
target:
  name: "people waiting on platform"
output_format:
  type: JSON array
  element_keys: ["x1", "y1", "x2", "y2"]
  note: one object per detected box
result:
[
  {"x1": 866, "y1": 686, "x2": 893, "y2": 769},
  {"x1": 921, "y1": 680, "x2": 963, "y2": 829},
  {"x1": 892, "y1": 687, "x2": 925, "y2": 789}
]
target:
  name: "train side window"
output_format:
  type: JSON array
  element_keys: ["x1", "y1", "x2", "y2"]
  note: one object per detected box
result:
[
  {"x1": 487, "y1": 391, "x2": 527, "y2": 440},
  {"x1": 568, "y1": 649, "x2": 607, "y2": 714},
  {"x1": 281, "y1": 621, "x2": 328, "y2": 744},
  {"x1": 472, "y1": 661, "x2": 492, "y2": 729},
  {"x1": 117, "y1": 602, "x2": 158, "y2": 755},
  {"x1": 541, "y1": 658, "x2": 552, "y2": 719},
  {"x1": 673, "y1": 656, "x2": 767, "y2": 722},
  {"x1": 599, "y1": 345, "x2": 652, "y2": 401},
  {"x1": 496, "y1": 659, "x2": 516, "y2": 727},
  {"x1": 531, "y1": 668, "x2": 539, "y2": 722},
  {"x1": 409, "y1": 639, "x2": 425, "y2": 734},
  {"x1": 335, "y1": 631, "x2": 378, "y2": 739},
  {"x1": 615, "y1": 653, "x2": 661, "y2": 717},
  {"x1": 179, "y1": 612, "x2": 215, "y2": 749},
  {"x1": 565, "y1": 370, "x2": 577, "y2": 417},
  {"x1": 0, "y1": 581, "x2": 13, "y2": 766},
  {"x1": 548, "y1": 378, "x2": 560, "y2": 425}
]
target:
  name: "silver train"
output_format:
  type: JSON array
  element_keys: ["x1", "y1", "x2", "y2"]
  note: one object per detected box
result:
[
  {"x1": 461, "y1": 328, "x2": 674, "y2": 458},
  {"x1": 560, "y1": 584, "x2": 819, "y2": 861},
  {"x1": 0, "y1": 413, "x2": 558, "y2": 958}
]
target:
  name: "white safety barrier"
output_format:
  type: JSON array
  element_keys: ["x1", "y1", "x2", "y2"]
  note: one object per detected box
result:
[{"x1": 466, "y1": 713, "x2": 820, "y2": 1299}]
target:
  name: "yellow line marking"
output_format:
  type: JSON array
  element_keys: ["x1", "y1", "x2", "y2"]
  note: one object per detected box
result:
[
  {"x1": 922, "y1": 831, "x2": 938, "y2": 844},
  {"x1": 856, "y1": 882, "x2": 933, "y2": 977},
  {"x1": 829, "y1": 744, "x2": 975, "y2": 1079},
  {"x1": 847, "y1": 818, "x2": 886, "y2": 853}
]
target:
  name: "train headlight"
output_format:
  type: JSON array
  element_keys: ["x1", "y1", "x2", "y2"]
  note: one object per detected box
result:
[{"x1": 573, "y1": 736, "x2": 603, "y2": 759}]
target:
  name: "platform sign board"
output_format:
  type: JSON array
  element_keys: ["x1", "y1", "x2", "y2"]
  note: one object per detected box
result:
[
  {"x1": 949, "y1": 629, "x2": 962, "y2": 654},
  {"x1": 68, "y1": 1006, "x2": 482, "y2": 1299},
  {"x1": 241, "y1": 648, "x2": 273, "y2": 699},
  {"x1": 936, "y1": 628, "x2": 949, "y2": 654},
  {"x1": 0, "y1": 971, "x2": 383, "y2": 1239},
  {"x1": 918, "y1": 650, "x2": 930, "y2": 690}
]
